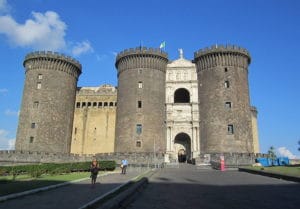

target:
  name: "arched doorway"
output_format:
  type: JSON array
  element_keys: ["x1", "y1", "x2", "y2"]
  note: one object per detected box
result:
[
  {"x1": 174, "y1": 133, "x2": 191, "y2": 163},
  {"x1": 174, "y1": 88, "x2": 190, "y2": 103}
]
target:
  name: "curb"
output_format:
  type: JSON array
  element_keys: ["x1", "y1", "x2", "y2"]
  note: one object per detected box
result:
[
  {"x1": 0, "y1": 171, "x2": 118, "y2": 202},
  {"x1": 238, "y1": 168, "x2": 300, "y2": 183},
  {"x1": 78, "y1": 169, "x2": 156, "y2": 209}
]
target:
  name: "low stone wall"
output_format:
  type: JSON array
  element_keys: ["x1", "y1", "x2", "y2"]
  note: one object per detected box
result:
[
  {"x1": 0, "y1": 150, "x2": 164, "y2": 166},
  {"x1": 198, "y1": 153, "x2": 269, "y2": 169}
]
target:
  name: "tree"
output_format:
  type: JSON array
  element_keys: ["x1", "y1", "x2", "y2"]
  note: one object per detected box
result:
[{"x1": 268, "y1": 146, "x2": 277, "y2": 161}]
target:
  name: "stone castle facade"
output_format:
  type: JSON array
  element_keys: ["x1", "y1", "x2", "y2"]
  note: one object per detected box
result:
[{"x1": 15, "y1": 45, "x2": 259, "y2": 163}]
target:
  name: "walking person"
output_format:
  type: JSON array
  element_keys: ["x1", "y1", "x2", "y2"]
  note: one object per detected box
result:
[
  {"x1": 90, "y1": 159, "x2": 99, "y2": 186},
  {"x1": 121, "y1": 159, "x2": 128, "y2": 174}
]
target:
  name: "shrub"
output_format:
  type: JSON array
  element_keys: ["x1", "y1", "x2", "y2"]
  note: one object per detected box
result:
[{"x1": 0, "y1": 160, "x2": 116, "y2": 177}]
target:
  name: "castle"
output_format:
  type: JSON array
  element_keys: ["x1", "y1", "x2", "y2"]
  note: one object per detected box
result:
[{"x1": 15, "y1": 45, "x2": 259, "y2": 163}]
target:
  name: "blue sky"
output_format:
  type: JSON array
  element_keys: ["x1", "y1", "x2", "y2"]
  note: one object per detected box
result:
[{"x1": 0, "y1": 0, "x2": 299, "y2": 158}]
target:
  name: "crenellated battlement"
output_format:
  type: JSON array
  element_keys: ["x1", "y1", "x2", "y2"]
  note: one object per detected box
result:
[
  {"x1": 194, "y1": 44, "x2": 250, "y2": 59},
  {"x1": 194, "y1": 45, "x2": 251, "y2": 71},
  {"x1": 116, "y1": 47, "x2": 168, "y2": 60},
  {"x1": 24, "y1": 51, "x2": 82, "y2": 78},
  {"x1": 115, "y1": 47, "x2": 168, "y2": 75}
]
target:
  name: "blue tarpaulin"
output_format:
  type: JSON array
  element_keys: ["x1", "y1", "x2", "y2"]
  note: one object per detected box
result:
[{"x1": 255, "y1": 157, "x2": 290, "y2": 166}]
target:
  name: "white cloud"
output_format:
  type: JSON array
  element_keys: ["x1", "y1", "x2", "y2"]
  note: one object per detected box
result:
[
  {"x1": 8, "y1": 139, "x2": 15, "y2": 149},
  {"x1": 0, "y1": 1, "x2": 94, "y2": 57},
  {"x1": 277, "y1": 147, "x2": 297, "y2": 159},
  {"x1": 0, "y1": 129, "x2": 15, "y2": 150},
  {"x1": 0, "y1": 11, "x2": 67, "y2": 51},
  {"x1": 0, "y1": 88, "x2": 8, "y2": 94},
  {"x1": 0, "y1": 0, "x2": 10, "y2": 14},
  {"x1": 71, "y1": 40, "x2": 94, "y2": 56},
  {"x1": 4, "y1": 109, "x2": 19, "y2": 117},
  {"x1": 96, "y1": 53, "x2": 108, "y2": 61}
]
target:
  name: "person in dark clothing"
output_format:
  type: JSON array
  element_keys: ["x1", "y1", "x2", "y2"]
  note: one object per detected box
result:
[{"x1": 90, "y1": 159, "x2": 99, "y2": 185}]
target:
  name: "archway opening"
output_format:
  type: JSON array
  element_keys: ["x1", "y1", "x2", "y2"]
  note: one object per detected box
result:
[
  {"x1": 174, "y1": 88, "x2": 190, "y2": 103},
  {"x1": 174, "y1": 133, "x2": 191, "y2": 163}
]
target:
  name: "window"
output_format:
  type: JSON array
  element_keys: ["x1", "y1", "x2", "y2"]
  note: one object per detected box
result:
[
  {"x1": 93, "y1": 102, "x2": 97, "y2": 107},
  {"x1": 138, "y1": 81, "x2": 143, "y2": 88},
  {"x1": 225, "y1": 102, "x2": 232, "y2": 109},
  {"x1": 136, "y1": 141, "x2": 141, "y2": 147},
  {"x1": 225, "y1": 81, "x2": 230, "y2": 88},
  {"x1": 227, "y1": 124, "x2": 234, "y2": 134},
  {"x1": 98, "y1": 102, "x2": 103, "y2": 107},
  {"x1": 224, "y1": 67, "x2": 228, "y2": 72},
  {"x1": 31, "y1": 123, "x2": 36, "y2": 129},
  {"x1": 136, "y1": 124, "x2": 142, "y2": 135},
  {"x1": 109, "y1": 102, "x2": 114, "y2": 107},
  {"x1": 34, "y1": 101, "x2": 39, "y2": 108},
  {"x1": 115, "y1": 102, "x2": 117, "y2": 106},
  {"x1": 74, "y1": 127, "x2": 77, "y2": 134},
  {"x1": 82, "y1": 102, "x2": 86, "y2": 107},
  {"x1": 76, "y1": 102, "x2": 80, "y2": 108},
  {"x1": 87, "y1": 102, "x2": 91, "y2": 107},
  {"x1": 174, "y1": 88, "x2": 190, "y2": 103},
  {"x1": 104, "y1": 102, "x2": 108, "y2": 107},
  {"x1": 37, "y1": 82, "x2": 42, "y2": 89},
  {"x1": 29, "y1": 136, "x2": 34, "y2": 143},
  {"x1": 38, "y1": 74, "x2": 43, "y2": 79},
  {"x1": 138, "y1": 101, "x2": 142, "y2": 108}
]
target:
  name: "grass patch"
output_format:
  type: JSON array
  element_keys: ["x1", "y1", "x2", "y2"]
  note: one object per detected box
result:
[
  {"x1": 243, "y1": 166, "x2": 300, "y2": 178},
  {"x1": 0, "y1": 172, "x2": 90, "y2": 196}
]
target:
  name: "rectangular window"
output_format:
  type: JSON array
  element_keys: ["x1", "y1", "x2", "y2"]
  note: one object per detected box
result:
[
  {"x1": 138, "y1": 101, "x2": 142, "y2": 108},
  {"x1": 82, "y1": 102, "x2": 86, "y2": 107},
  {"x1": 76, "y1": 102, "x2": 80, "y2": 108},
  {"x1": 74, "y1": 127, "x2": 77, "y2": 134},
  {"x1": 136, "y1": 141, "x2": 141, "y2": 147},
  {"x1": 38, "y1": 74, "x2": 43, "y2": 79},
  {"x1": 227, "y1": 124, "x2": 234, "y2": 134},
  {"x1": 31, "y1": 123, "x2": 36, "y2": 129},
  {"x1": 29, "y1": 136, "x2": 34, "y2": 143},
  {"x1": 87, "y1": 102, "x2": 91, "y2": 107},
  {"x1": 138, "y1": 81, "x2": 143, "y2": 88},
  {"x1": 225, "y1": 102, "x2": 232, "y2": 109},
  {"x1": 93, "y1": 102, "x2": 97, "y2": 107},
  {"x1": 136, "y1": 124, "x2": 142, "y2": 135},
  {"x1": 37, "y1": 82, "x2": 42, "y2": 89},
  {"x1": 225, "y1": 81, "x2": 230, "y2": 88},
  {"x1": 34, "y1": 101, "x2": 39, "y2": 108}
]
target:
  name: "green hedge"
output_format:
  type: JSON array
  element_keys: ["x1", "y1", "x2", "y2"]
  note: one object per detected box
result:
[{"x1": 0, "y1": 160, "x2": 116, "y2": 178}]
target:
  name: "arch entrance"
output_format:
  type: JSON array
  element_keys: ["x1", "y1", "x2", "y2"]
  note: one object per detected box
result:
[{"x1": 174, "y1": 133, "x2": 191, "y2": 163}]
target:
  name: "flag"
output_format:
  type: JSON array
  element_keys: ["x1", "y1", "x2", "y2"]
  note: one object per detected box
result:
[{"x1": 159, "y1": 41, "x2": 166, "y2": 49}]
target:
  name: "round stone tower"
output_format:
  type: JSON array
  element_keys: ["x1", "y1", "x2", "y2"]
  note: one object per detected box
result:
[
  {"x1": 115, "y1": 47, "x2": 168, "y2": 153},
  {"x1": 194, "y1": 45, "x2": 254, "y2": 153},
  {"x1": 15, "y1": 51, "x2": 82, "y2": 153}
]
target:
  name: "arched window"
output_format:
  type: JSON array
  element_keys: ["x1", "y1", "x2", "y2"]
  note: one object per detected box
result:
[{"x1": 174, "y1": 88, "x2": 190, "y2": 103}]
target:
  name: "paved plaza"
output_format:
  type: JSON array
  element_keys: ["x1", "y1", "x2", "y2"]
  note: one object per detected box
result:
[
  {"x1": 127, "y1": 164, "x2": 300, "y2": 209},
  {"x1": 0, "y1": 165, "x2": 299, "y2": 209},
  {"x1": 0, "y1": 169, "x2": 143, "y2": 209}
]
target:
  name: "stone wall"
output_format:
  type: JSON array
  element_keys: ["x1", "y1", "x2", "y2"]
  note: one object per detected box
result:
[
  {"x1": 194, "y1": 45, "x2": 254, "y2": 153},
  {"x1": 115, "y1": 47, "x2": 168, "y2": 153},
  {"x1": 16, "y1": 51, "x2": 82, "y2": 154},
  {"x1": 71, "y1": 85, "x2": 117, "y2": 154},
  {"x1": 0, "y1": 150, "x2": 164, "y2": 166},
  {"x1": 201, "y1": 153, "x2": 269, "y2": 168}
]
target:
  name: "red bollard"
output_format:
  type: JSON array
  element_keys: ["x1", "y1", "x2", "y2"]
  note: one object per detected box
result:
[{"x1": 220, "y1": 155, "x2": 225, "y2": 171}]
